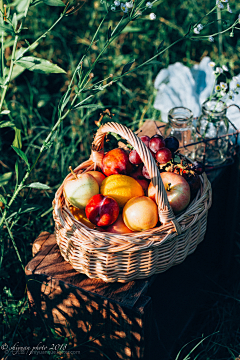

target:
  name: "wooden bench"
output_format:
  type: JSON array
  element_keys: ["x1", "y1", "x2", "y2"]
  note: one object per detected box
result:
[{"x1": 25, "y1": 121, "x2": 240, "y2": 360}]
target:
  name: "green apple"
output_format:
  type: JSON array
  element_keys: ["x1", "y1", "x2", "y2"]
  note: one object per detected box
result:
[{"x1": 64, "y1": 172, "x2": 99, "y2": 209}]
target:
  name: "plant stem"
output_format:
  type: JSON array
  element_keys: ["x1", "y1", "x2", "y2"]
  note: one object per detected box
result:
[
  {"x1": 0, "y1": 108, "x2": 71, "y2": 229},
  {"x1": 0, "y1": 34, "x2": 18, "y2": 112},
  {"x1": 217, "y1": 7, "x2": 223, "y2": 57},
  {"x1": 3, "y1": 216, "x2": 24, "y2": 271},
  {"x1": 15, "y1": 13, "x2": 65, "y2": 62}
]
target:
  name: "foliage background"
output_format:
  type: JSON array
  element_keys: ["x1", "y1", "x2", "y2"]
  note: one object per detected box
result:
[{"x1": 1, "y1": 0, "x2": 240, "y2": 358}]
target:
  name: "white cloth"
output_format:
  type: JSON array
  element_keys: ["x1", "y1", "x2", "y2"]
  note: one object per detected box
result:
[{"x1": 153, "y1": 57, "x2": 240, "y2": 136}]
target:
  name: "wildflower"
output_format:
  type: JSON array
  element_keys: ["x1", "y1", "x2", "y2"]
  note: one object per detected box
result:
[
  {"x1": 114, "y1": 0, "x2": 120, "y2": 5},
  {"x1": 220, "y1": 82, "x2": 228, "y2": 90},
  {"x1": 208, "y1": 36, "x2": 214, "y2": 42},
  {"x1": 229, "y1": 94, "x2": 234, "y2": 100},
  {"x1": 220, "y1": 90, "x2": 226, "y2": 97},
  {"x1": 111, "y1": 5, "x2": 116, "y2": 10},
  {"x1": 215, "y1": 85, "x2": 221, "y2": 91},
  {"x1": 217, "y1": 3, "x2": 224, "y2": 9},
  {"x1": 197, "y1": 24, "x2": 203, "y2": 31},
  {"x1": 146, "y1": 2, "x2": 153, "y2": 8},
  {"x1": 222, "y1": 65, "x2": 229, "y2": 71},
  {"x1": 121, "y1": 3, "x2": 128, "y2": 12},
  {"x1": 209, "y1": 61, "x2": 216, "y2": 67},
  {"x1": 126, "y1": 1, "x2": 133, "y2": 8},
  {"x1": 194, "y1": 28, "x2": 200, "y2": 34},
  {"x1": 233, "y1": 76, "x2": 239, "y2": 82},
  {"x1": 230, "y1": 32, "x2": 234, "y2": 37},
  {"x1": 237, "y1": 83, "x2": 240, "y2": 88},
  {"x1": 216, "y1": 67, "x2": 223, "y2": 74},
  {"x1": 227, "y1": 3, "x2": 232, "y2": 13},
  {"x1": 136, "y1": 10, "x2": 142, "y2": 15},
  {"x1": 221, "y1": 0, "x2": 228, "y2": 2},
  {"x1": 149, "y1": 13, "x2": 156, "y2": 20}
]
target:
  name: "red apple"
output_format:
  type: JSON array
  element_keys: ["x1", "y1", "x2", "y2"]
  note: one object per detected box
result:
[
  {"x1": 148, "y1": 172, "x2": 190, "y2": 214},
  {"x1": 85, "y1": 194, "x2": 119, "y2": 227},
  {"x1": 102, "y1": 148, "x2": 133, "y2": 177},
  {"x1": 105, "y1": 214, "x2": 133, "y2": 234}
]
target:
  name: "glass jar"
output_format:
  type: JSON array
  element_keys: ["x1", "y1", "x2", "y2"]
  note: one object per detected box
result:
[
  {"x1": 196, "y1": 99, "x2": 229, "y2": 166},
  {"x1": 164, "y1": 107, "x2": 199, "y2": 159}
]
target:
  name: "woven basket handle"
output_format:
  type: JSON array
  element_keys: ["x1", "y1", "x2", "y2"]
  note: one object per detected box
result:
[{"x1": 92, "y1": 122, "x2": 181, "y2": 234}]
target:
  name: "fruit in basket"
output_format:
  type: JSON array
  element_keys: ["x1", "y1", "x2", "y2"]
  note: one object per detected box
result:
[
  {"x1": 70, "y1": 206, "x2": 96, "y2": 229},
  {"x1": 142, "y1": 165, "x2": 151, "y2": 180},
  {"x1": 135, "y1": 179, "x2": 149, "y2": 195},
  {"x1": 149, "y1": 135, "x2": 165, "y2": 153},
  {"x1": 100, "y1": 174, "x2": 144, "y2": 208},
  {"x1": 105, "y1": 214, "x2": 133, "y2": 234},
  {"x1": 129, "y1": 149, "x2": 142, "y2": 165},
  {"x1": 86, "y1": 171, "x2": 106, "y2": 186},
  {"x1": 130, "y1": 164, "x2": 144, "y2": 179},
  {"x1": 123, "y1": 196, "x2": 158, "y2": 231},
  {"x1": 182, "y1": 171, "x2": 201, "y2": 199},
  {"x1": 148, "y1": 172, "x2": 190, "y2": 214},
  {"x1": 192, "y1": 161, "x2": 205, "y2": 175},
  {"x1": 155, "y1": 147, "x2": 172, "y2": 164},
  {"x1": 64, "y1": 171, "x2": 99, "y2": 209},
  {"x1": 85, "y1": 194, "x2": 119, "y2": 227},
  {"x1": 139, "y1": 135, "x2": 150, "y2": 148},
  {"x1": 164, "y1": 136, "x2": 179, "y2": 153},
  {"x1": 102, "y1": 148, "x2": 133, "y2": 177}
]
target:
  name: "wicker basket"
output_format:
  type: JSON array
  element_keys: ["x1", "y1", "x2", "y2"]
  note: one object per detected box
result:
[{"x1": 53, "y1": 122, "x2": 212, "y2": 282}]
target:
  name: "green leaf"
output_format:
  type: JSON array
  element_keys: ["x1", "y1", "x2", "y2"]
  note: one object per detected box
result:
[
  {"x1": 157, "y1": 40, "x2": 164, "y2": 53},
  {"x1": 0, "y1": 121, "x2": 15, "y2": 128},
  {"x1": 0, "y1": 194, "x2": 7, "y2": 205},
  {"x1": 16, "y1": 56, "x2": 66, "y2": 74},
  {"x1": 73, "y1": 103, "x2": 104, "y2": 110},
  {"x1": 11, "y1": 145, "x2": 30, "y2": 169},
  {"x1": 0, "y1": 172, "x2": 12, "y2": 187},
  {"x1": 107, "y1": 26, "x2": 111, "y2": 40},
  {"x1": 42, "y1": 0, "x2": 65, "y2": 6},
  {"x1": 11, "y1": 64, "x2": 26, "y2": 80},
  {"x1": 12, "y1": 128, "x2": 22, "y2": 149},
  {"x1": 12, "y1": 13, "x2": 18, "y2": 32},
  {"x1": 0, "y1": 23, "x2": 15, "y2": 36},
  {"x1": 28, "y1": 182, "x2": 51, "y2": 190},
  {"x1": 121, "y1": 59, "x2": 135, "y2": 75},
  {"x1": 122, "y1": 26, "x2": 142, "y2": 33}
]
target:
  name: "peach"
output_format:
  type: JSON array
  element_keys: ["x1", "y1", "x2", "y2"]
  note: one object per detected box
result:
[
  {"x1": 86, "y1": 171, "x2": 106, "y2": 186},
  {"x1": 102, "y1": 148, "x2": 133, "y2": 177},
  {"x1": 105, "y1": 214, "x2": 133, "y2": 234},
  {"x1": 85, "y1": 194, "x2": 119, "y2": 227},
  {"x1": 123, "y1": 196, "x2": 158, "y2": 231}
]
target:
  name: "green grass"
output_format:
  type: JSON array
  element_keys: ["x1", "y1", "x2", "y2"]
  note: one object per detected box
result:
[{"x1": 1, "y1": 0, "x2": 240, "y2": 358}]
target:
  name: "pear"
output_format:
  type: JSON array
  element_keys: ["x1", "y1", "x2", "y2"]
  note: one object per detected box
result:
[{"x1": 64, "y1": 168, "x2": 99, "y2": 209}]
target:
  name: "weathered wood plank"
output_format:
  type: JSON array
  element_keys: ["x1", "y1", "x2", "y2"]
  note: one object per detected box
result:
[{"x1": 28, "y1": 233, "x2": 153, "y2": 309}]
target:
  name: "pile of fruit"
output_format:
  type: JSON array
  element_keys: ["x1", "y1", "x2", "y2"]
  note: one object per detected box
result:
[{"x1": 63, "y1": 133, "x2": 204, "y2": 234}]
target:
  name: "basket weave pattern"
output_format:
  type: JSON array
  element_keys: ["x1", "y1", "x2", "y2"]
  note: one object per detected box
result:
[{"x1": 53, "y1": 122, "x2": 212, "y2": 282}]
